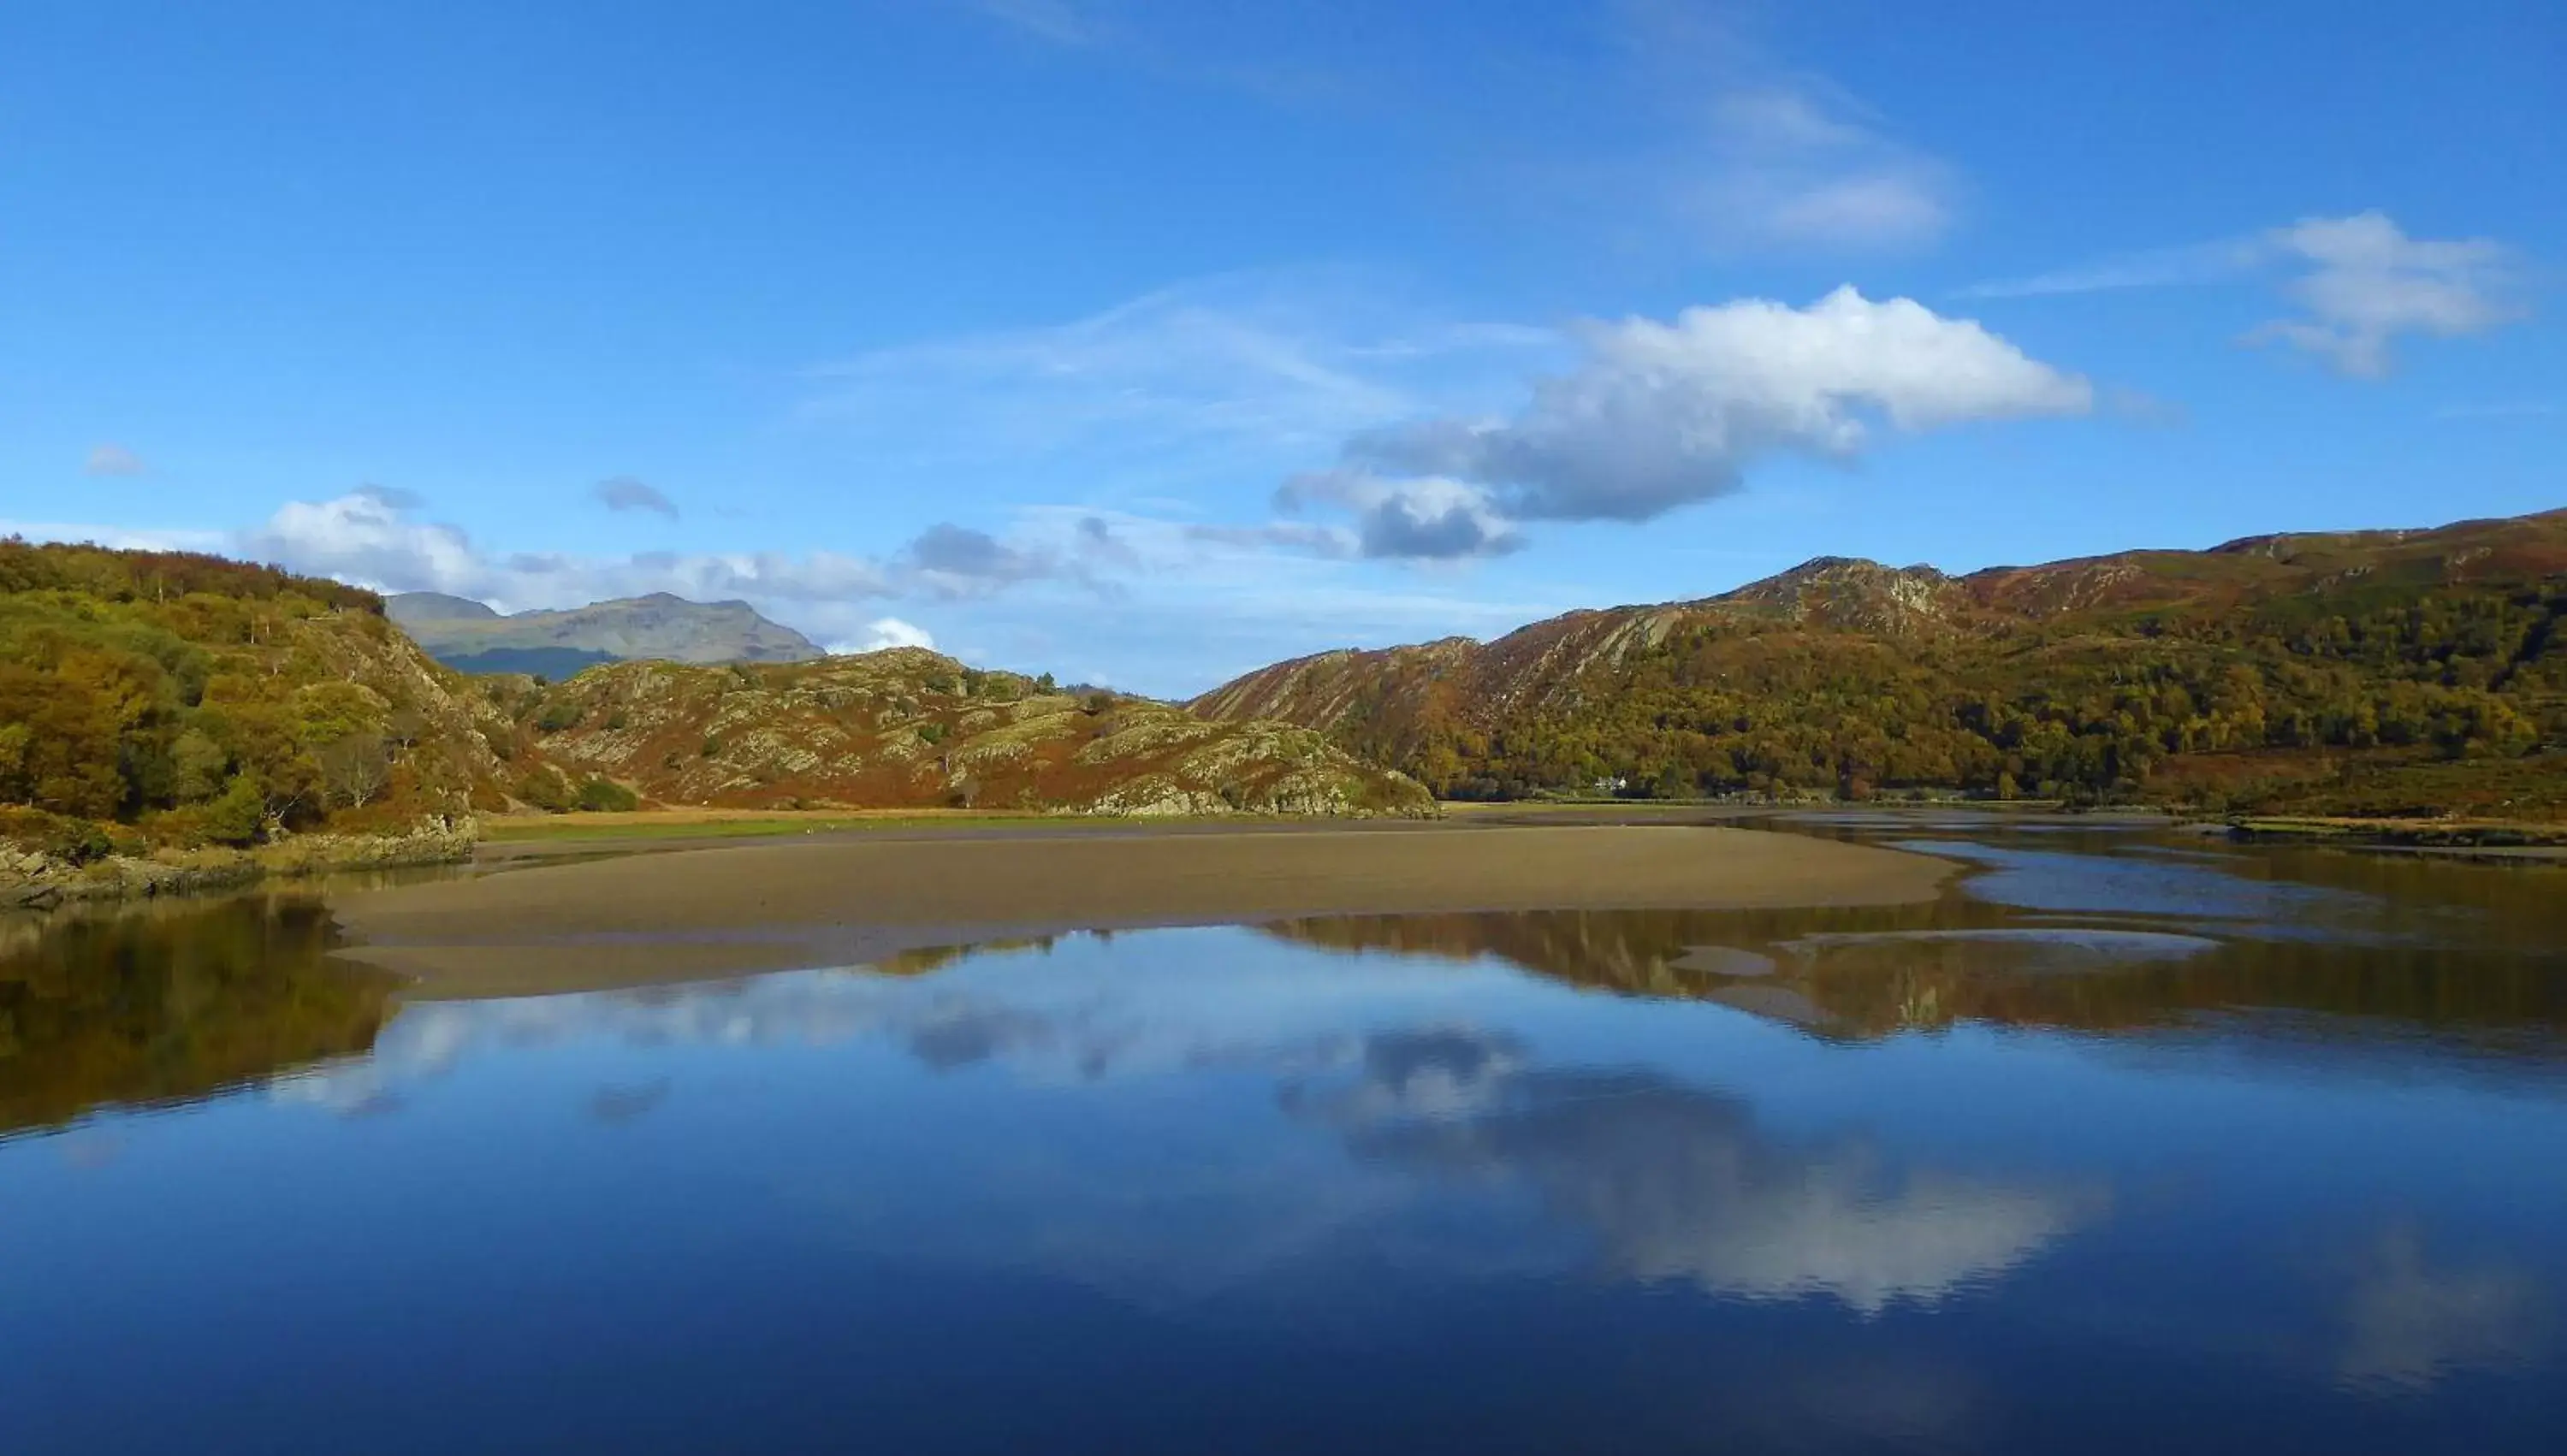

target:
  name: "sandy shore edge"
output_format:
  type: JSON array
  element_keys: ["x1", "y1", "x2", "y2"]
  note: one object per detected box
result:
[{"x1": 330, "y1": 822, "x2": 1957, "y2": 998}]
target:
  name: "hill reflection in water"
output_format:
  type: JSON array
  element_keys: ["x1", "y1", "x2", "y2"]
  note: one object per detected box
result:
[{"x1": 0, "y1": 895, "x2": 397, "y2": 1139}]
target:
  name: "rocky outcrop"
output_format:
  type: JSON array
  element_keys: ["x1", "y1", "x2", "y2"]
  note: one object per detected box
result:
[
  {"x1": 0, "y1": 820, "x2": 478, "y2": 906},
  {"x1": 517, "y1": 650, "x2": 1434, "y2": 818}
]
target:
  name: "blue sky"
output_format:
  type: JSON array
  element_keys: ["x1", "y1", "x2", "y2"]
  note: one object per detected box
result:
[{"x1": 3, "y1": 0, "x2": 2559, "y2": 695}]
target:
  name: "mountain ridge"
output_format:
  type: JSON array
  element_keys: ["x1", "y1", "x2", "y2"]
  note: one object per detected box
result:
[
  {"x1": 388, "y1": 591, "x2": 824, "y2": 676},
  {"x1": 1192, "y1": 508, "x2": 2567, "y2": 818}
]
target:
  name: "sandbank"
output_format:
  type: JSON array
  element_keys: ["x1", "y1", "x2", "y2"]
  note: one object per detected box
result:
[{"x1": 330, "y1": 822, "x2": 1957, "y2": 998}]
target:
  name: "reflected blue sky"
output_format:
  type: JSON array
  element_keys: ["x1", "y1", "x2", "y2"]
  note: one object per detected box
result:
[{"x1": 8, "y1": 832, "x2": 2567, "y2": 1452}]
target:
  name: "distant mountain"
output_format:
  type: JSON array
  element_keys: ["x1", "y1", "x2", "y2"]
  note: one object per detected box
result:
[
  {"x1": 388, "y1": 591, "x2": 823, "y2": 676},
  {"x1": 1193, "y1": 509, "x2": 2567, "y2": 819},
  {"x1": 384, "y1": 591, "x2": 499, "y2": 623}
]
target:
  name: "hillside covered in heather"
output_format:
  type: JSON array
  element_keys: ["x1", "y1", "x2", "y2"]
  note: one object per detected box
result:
[
  {"x1": 0, "y1": 539, "x2": 515, "y2": 866},
  {"x1": 1192, "y1": 509, "x2": 2567, "y2": 819},
  {"x1": 502, "y1": 651, "x2": 1432, "y2": 817},
  {"x1": 0, "y1": 540, "x2": 1432, "y2": 885}
]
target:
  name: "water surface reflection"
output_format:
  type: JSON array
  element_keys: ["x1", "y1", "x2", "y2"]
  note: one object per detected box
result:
[{"x1": 3, "y1": 824, "x2": 2564, "y2": 1453}]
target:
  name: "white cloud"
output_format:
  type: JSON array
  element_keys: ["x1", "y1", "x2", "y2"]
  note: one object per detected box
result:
[
  {"x1": 84, "y1": 443, "x2": 147, "y2": 476},
  {"x1": 240, "y1": 488, "x2": 897, "y2": 613},
  {"x1": 1319, "y1": 1031, "x2": 2102, "y2": 1315},
  {"x1": 840, "y1": 617, "x2": 936, "y2": 654},
  {"x1": 0, "y1": 518, "x2": 224, "y2": 553},
  {"x1": 1591, "y1": 8, "x2": 1955, "y2": 254},
  {"x1": 1961, "y1": 211, "x2": 2525, "y2": 379},
  {"x1": 2252, "y1": 212, "x2": 2523, "y2": 377},
  {"x1": 1296, "y1": 287, "x2": 2091, "y2": 554},
  {"x1": 962, "y1": 0, "x2": 1096, "y2": 47},
  {"x1": 1956, "y1": 239, "x2": 2267, "y2": 300},
  {"x1": 801, "y1": 270, "x2": 1544, "y2": 475},
  {"x1": 594, "y1": 476, "x2": 679, "y2": 518}
]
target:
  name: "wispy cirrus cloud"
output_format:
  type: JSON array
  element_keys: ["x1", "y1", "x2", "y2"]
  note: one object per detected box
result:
[
  {"x1": 1964, "y1": 211, "x2": 2527, "y2": 378},
  {"x1": 85, "y1": 443, "x2": 148, "y2": 477},
  {"x1": 1956, "y1": 239, "x2": 2268, "y2": 300},
  {"x1": 797, "y1": 269, "x2": 1556, "y2": 516},
  {"x1": 947, "y1": 0, "x2": 1958, "y2": 256},
  {"x1": 2434, "y1": 401, "x2": 2555, "y2": 422},
  {"x1": 2251, "y1": 212, "x2": 2524, "y2": 377},
  {"x1": 1511, "y1": 1, "x2": 1959, "y2": 255},
  {"x1": 960, "y1": 0, "x2": 1097, "y2": 48}
]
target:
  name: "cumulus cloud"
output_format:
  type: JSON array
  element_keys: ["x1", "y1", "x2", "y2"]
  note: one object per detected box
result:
[
  {"x1": 594, "y1": 476, "x2": 679, "y2": 518},
  {"x1": 2252, "y1": 212, "x2": 2523, "y2": 377},
  {"x1": 84, "y1": 443, "x2": 147, "y2": 476},
  {"x1": 840, "y1": 617, "x2": 936, "y2": 654},
  {"x1": 1277, "y1": 471, "x2": 1522, "y2": 560},
  {"x1": 352, "y1": 482, "x2": 424, "y2": 510},
  {"x1": 1290, "y1": 287, "x2": 2090, "y2": 556}
]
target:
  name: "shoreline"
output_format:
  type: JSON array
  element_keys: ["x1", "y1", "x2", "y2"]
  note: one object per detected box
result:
[{"x1": 329, "y1": 821, "x2": 1960, "y2": 999}]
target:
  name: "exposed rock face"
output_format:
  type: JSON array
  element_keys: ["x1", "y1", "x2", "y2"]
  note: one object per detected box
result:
[{"x1": 519, "y1": 649, "x2": 1435, "y2": 817}]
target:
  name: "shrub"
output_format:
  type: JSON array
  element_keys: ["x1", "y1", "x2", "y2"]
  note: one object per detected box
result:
[
  {"x1": 0, "y1": 805, "x2": 115, "y2": 863},
  {"x1": 201, "y1": 772, "x2": 269, "y2": 846},
  {"x1": 515, "y1": 766, "x2": 576, "y2": 814},
  {"x1": 534, "y1": 700, "x2": 582, "y2": 734},
  {"x1": 574, "y1": 778, "x2": 639, "y2": 813}
]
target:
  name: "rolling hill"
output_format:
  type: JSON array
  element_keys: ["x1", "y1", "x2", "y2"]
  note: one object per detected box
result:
[
  {"x1": 507, "y1": 650, "x2": 1432, "y2": 817},
  {"x1": 1193, "y1": 509, "x2": 2567, "y2": 818},
  {"x1": 0, "y1": 542, "x2": 1433, "y2": 896}
]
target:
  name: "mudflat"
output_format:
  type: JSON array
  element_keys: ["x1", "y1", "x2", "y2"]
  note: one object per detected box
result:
[{"x1": 331, "y1": 822, "x2": 1956, "y2": 997}]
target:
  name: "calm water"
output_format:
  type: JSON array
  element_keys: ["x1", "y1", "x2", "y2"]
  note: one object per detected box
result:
[{"x1": 5, "y1": 823, "x2": 2566, "y2": 1453}]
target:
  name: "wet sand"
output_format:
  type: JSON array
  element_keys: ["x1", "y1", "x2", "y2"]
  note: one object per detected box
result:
[{"x1": 331, "y1": 822, "x2": 1957, "y2": 998}]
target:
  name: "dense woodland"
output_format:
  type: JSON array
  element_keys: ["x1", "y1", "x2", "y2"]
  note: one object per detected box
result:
[
  {"x1": 0, "y1": 539, "x2": 505, "y2": 859},
  {"x1": 1411, "y1": 594, "x2": 2564, "y2": 812}
]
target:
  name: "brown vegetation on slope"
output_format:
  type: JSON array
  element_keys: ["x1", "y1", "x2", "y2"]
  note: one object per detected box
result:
[
  {"x1": 503, "y1": 649, "x2": 1434, "y2": 817},
  {"x1": 1192, "y1": 509, "x2": 2567, "y2": 817}
]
